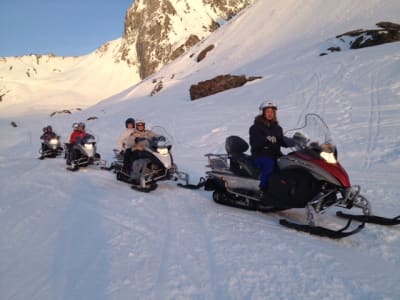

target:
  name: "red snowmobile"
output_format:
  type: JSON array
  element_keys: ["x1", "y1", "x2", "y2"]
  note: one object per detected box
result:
[{"x1": 201, "y1": 114, "x2": 399, "y2": 238}]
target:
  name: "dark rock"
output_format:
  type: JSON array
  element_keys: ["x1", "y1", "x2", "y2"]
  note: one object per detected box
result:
[
  {"x1": 87, "y1": 116, "x2": 98, "y2": 121},
  {"x1": 150, "y1": 80, "x2": 163, "y2": 96},
  {"x1": 11, "y1": 121, "x2": 17, "y2": 127},
  {"x1": 336, "y1": 29, "x2": 364, "y2": 38},
  {"x1": 334, "y1": 22, "x2": 400, "y2": 50},
  {"x1": 171, "y1": 35, "x2": 201, "y2": 61},
  {"x1": 327, "y1": 47, "x2": 341, "y2": 52},
  {"x1": 319, "y1": 53, "x2": 328, "y2": 56},
  {"x1": 197, "y1": 45, "x2": 215, "y2": 62},
  {"x1": 376, "y1": 21, "x2": 400, "y2": 31},
  {"x1": 50, "y1": 109, "x2": 78, "y2": 117},
  {"x1": 189, "y1": 74, "x2": 262, "y2": 100}
]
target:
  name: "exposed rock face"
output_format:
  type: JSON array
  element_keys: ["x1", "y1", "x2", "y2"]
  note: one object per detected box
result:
[
  {"x1": 322, "y1": 22, "x2": 400, "y2": 55},
  {"x1": 189, "y1": 74, "x2": 262, "y2": 100},
  {"x1": 119, "y1": 0, "x2": 254, "y2": 79},
  {"x1": 197, "y1": 45, "x2": 215, "y2": 62}
]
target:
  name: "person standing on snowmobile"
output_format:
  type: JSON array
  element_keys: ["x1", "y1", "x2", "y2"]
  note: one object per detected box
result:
[
  {"x1": 249, "y1": 102, "x2": 289, "y2": 191},
  {"x1": 121, "y1": 120, "x2": 156, "y2": 174},
  {"x1": 39, "y1": 125, "x2": 58, "y2": 159},
  {"x1": 117, "y1": 118, "x2": 135, "y2": 154}
]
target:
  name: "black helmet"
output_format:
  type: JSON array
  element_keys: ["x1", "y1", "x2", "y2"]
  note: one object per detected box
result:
[
  {"x1": 46, "y1": 125, "x2": 52, "y2": 131},
  {"x1": 125, "y1": 118, "x2": 135, "y2": 128},
  {"x1": 78, "y1": 122, "x2": 85, "y2": 130}
]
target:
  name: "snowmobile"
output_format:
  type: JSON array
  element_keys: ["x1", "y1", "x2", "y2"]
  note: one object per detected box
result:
[
  {"x1": 39, "y1": 137, "x2": 64, "y2": 159},
  {"x1": 202, "y1": 114, "x2": 399, "y2": 238},
  {"x1": 65, "y1": 134, "x2": 104, "y2": 171},
  {"x1": 115, "y1": 126, "x2": 190, "y2": 192}
]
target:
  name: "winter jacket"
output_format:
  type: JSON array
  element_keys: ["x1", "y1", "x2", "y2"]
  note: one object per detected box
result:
[
  {"x1": 40, "y1": 131, "x2": 57, "y2": 142},
  {"x1": 117, "y1": 128, "x2": 135, "y2": 152},
  {"x1": 69, "y1": 130, "x2": 86, "y2": 144},
  {"x1": 249, "y1": 115, "x2": 286, "y2": 158},
  {"x1": 127, "y1": 129, "x2": 156, "y2": 150}
]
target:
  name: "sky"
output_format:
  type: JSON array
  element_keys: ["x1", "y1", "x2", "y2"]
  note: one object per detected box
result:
[{"x1": 0, "y1": 0, "x2": 134, "y2": 57}]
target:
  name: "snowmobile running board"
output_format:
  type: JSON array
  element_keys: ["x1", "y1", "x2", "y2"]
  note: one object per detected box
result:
[
  {"x1": 336, "y1": 211, "x2": 400, "y2": 226},
  {"x1": 279, "y1": 218, "x2": 365, "y2": 239}
]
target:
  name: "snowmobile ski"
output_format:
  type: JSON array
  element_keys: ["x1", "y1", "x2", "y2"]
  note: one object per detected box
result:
[
  {"x1": 131, "y1": 182, "x2": 158, "y2": 193},
  {"x1": 279, "y1": 218, "x2": 365, "y2": 239},
  {"x1": 177, "y1": 177, "x2": 206, "y2": 190},
  {"x1": 101, "y1": 165, "x2": 115, "y2": 171},
  {"x1": 66, "y1": 166, "x2": 79, "y2": 172},
  {"x1": 336, "y1": 211, "x2": 400, "y2": 226}
]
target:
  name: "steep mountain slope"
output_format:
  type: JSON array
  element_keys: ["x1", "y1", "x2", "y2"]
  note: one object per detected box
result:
[
  {"x1": 0, "y1": 0, "x2": 253, "y2": 118},
  {"x1": 120, "y1": 0, "x2": 254, "y2": 78},
  {"x1": 1, "y1": 1, "x2": 400, "y2": 299}
]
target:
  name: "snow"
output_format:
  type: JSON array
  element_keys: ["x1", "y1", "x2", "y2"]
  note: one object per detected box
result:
[
  {"x1": 0, "y1": 39, "x2": 139, "y2": 117},
  {"x1": 1, "y1": 0, "x2": 400, "y2": 299}
]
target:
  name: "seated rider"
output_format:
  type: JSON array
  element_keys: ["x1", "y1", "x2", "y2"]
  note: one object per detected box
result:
[
  {"x1": 66, "y1": 122, "x2": 87, "y2": 164},
  {"x1": 117, "y1": 118, "x2": 135, "y2": 155},
  {"x1": 249, "y1": 101, "x2": 292, "y2": 194},
  {"x1": 39, "y1": 125, "x2": 58, "y2": 159},
  {"x1": 121, "y1": 120, "x2": 156, "y2": 175}
]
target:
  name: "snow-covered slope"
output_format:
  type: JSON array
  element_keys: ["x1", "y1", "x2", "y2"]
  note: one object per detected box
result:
[
  {"x1": 1, "y1": 1, "x2": 400, "y2": 299},
  {"x1": 0, "y1": 39, "x2": 139, "y2": 117},
  {"x1": 0, "y1": 0, "x2": 253, "y2": 119}
]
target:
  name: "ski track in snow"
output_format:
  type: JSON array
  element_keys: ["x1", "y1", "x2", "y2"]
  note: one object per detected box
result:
[{"x1": 364, "y1": 72, "x2": 381, "y2": 169}]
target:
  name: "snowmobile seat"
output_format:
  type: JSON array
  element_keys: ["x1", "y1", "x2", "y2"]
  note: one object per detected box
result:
[
  {"x1": 225, "y1": 136, "x2": 261, "y2": 179},
  {"x1": 230, "y1": 153, "x2": 261, "y2": 179},
  {"x1": 225, "y1": 136, "x2": 249, "y2": 155}
]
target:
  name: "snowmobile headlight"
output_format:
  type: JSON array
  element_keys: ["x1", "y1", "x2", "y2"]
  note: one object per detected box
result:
[
  {"x1": 157, "y1": 147, "x2": 169, "y2": 155},
  {"x1": 49, "y1": 139, "x2": 59, "y2": 145},
  {"x1": 321, "y1": 151, "x2": 337, "y2": 164},
  {"x1": 84, "y1": 143, "x2": 94, "y2": 150}
]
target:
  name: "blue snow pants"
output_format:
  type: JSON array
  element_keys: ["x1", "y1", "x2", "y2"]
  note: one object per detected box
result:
[{"x1": 254, "y1": 156, "x2": 275, "y2": 189}]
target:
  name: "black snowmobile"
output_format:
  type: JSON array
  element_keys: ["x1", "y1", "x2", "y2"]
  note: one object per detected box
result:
[
  {"x1": 65, "y1": 134, "x2": 105, "y2": 171},
  {"x1": 39, "y1": 137, "x2": 64, "y2": 159},
  {"x1": 202, "y1": 114, "x2": 399, "y2": 238},
  {"x1": 115, "y1": 126, "x2": 190, "y2": 192}
]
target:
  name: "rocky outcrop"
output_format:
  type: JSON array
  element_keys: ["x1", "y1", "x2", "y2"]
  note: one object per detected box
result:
[
  {"x1": 197, "y1": 45, "x2": 215, "y2": 62},
  {"x1": 119, "y1": 0, "x2": 254, "y2": 79},
  {"x1": 346, "y1": 22, "x2": 400, "y2": 49},
  {"x1": 189, "y1": 74, "x2": 262, "y2": 100},
  {"x1": 321, "y1": 22, "x2": 400, "y2": 55},
  {"x1": 49, "y1": 108, "x2": 82, "y2": 117}
]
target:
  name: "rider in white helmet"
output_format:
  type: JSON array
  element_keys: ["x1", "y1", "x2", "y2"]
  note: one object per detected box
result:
[
  {"x1": 249, "y1": 101, "x2": 291, "y2": 194},
  {"x1": 122, "y1": 119, "x2": 156, "y2": 175}
]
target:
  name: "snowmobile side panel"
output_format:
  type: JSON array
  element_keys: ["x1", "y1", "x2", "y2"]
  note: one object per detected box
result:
[{"x1": 278, "y1": 155, "x2": 342, "y2": 186}]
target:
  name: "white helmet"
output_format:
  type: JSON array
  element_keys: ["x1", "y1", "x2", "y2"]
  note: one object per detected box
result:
[
  {"x1": 72, "y1": 122, "x2": 79, "y2": 130},
  {"x1": 136, "y1": 120, "x2": 145, "y2": 130},
  {"x1": 259, "y1": 101, "x2": 278, "y2": 113}
]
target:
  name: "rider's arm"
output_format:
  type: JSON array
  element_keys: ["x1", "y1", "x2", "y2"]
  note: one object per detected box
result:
[{"x1": 118, "y1": 130, "x2": 130, "y2": 151}]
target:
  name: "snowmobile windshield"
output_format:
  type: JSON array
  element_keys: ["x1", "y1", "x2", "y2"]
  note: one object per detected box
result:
[
  {"x1": 285, "y1": 114, "x2": 337, "y2": 163},
  {"x1": 82, "y1": 134, "x2": 96, "y2": 144},
  {"x1": 150, "y1": 126, "x2": 173, "y2": 148}
]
